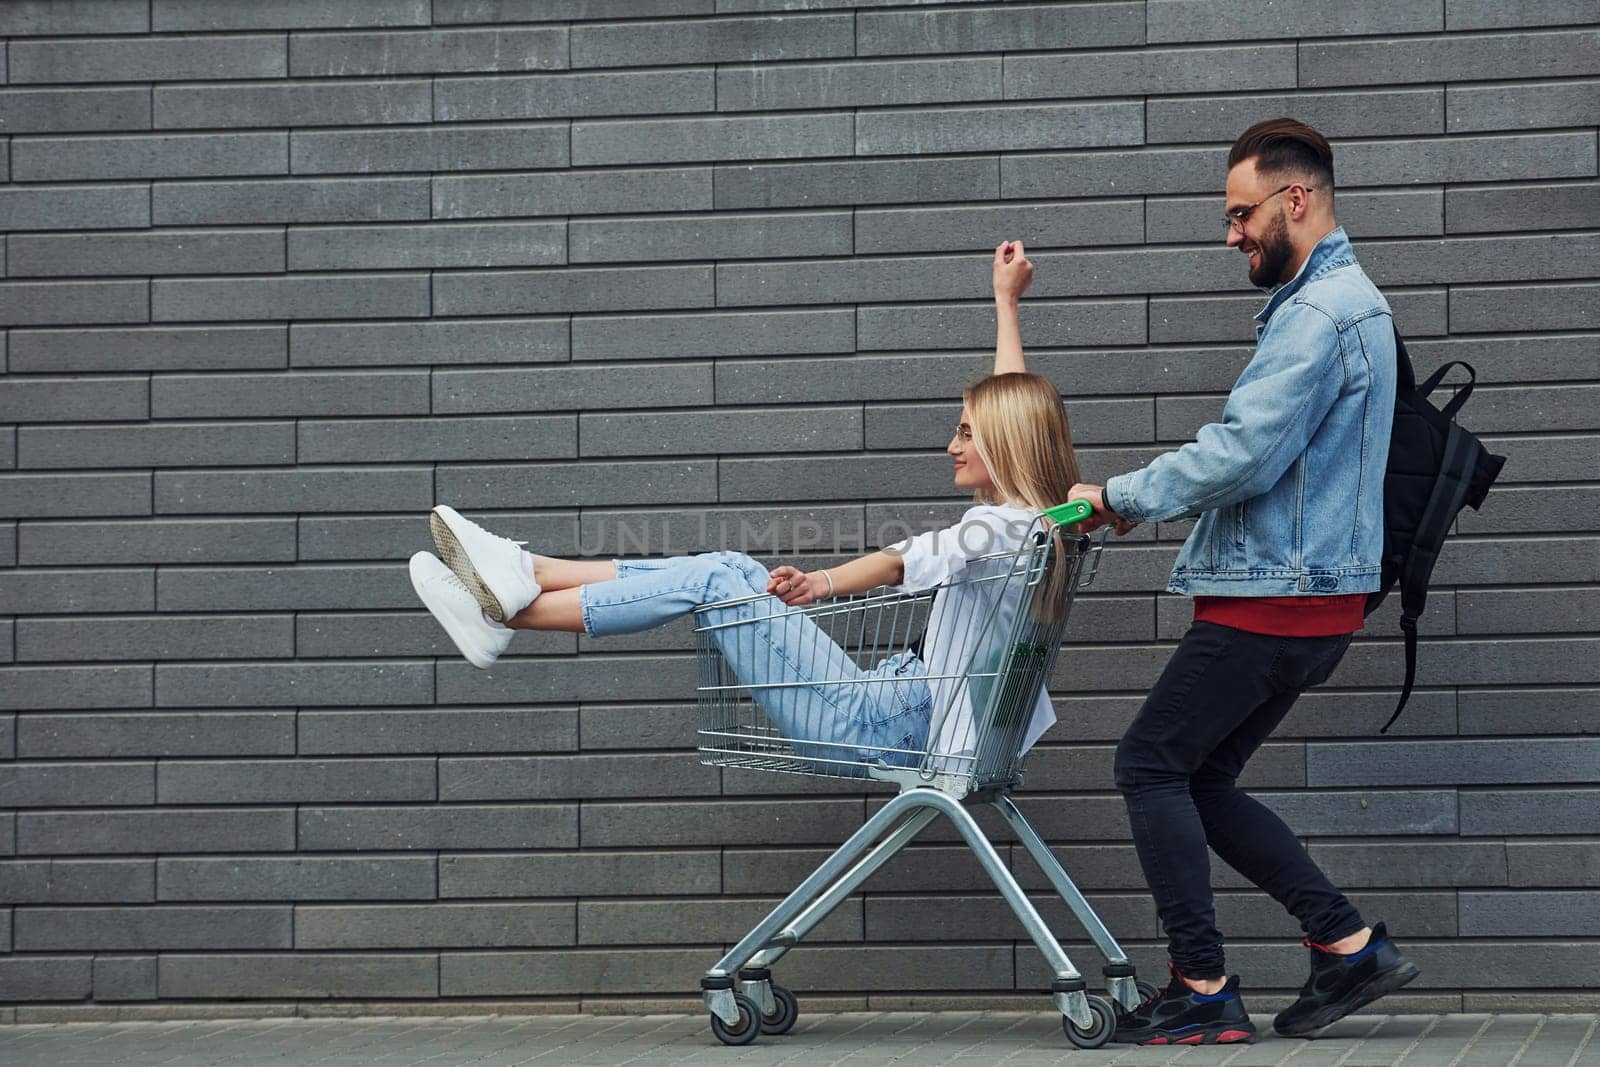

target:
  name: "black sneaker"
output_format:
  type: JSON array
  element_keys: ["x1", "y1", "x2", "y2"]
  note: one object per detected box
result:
[
  {"x1": 1112, "y1": 964, "x2": 1257, "y2": 1046},
  {"x1": 1274, "y1": 922, "x2": 1421, "y2": 1037}
]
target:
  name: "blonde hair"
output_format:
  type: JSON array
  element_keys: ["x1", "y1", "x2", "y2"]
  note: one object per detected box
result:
[{"x1": 962, "y1": 372, "x2": 1084, "y2": 619}]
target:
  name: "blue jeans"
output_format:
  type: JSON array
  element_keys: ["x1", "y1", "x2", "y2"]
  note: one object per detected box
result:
[{"x1": 580, "y1": 551, "x2": 932, "y2": 764}]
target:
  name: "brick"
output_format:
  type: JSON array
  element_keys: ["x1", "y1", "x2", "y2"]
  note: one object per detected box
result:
[
  {"x1": 155, "y1": 661, "x2": 432, "y2": 708},
  {"x1": 719, "y1": 352, "x2": 977, "y2": 405},
  {"x1": 0, "y1": 859, "x2": 153, "y2": 904},
  {"x1": 580, "y1": 897, "x2": 859, "y2": 945},
  {"x1": 1150, "y1": 288, "x2": 1445, "y2": 345},
  {"x1": 158, "y1": 953, "x2": 437, "y2": 998},
  {"x1": 11, "y1": 33, "x2": 286, "y2": 83},
  {"x1": 15, "y1": 905, "x2": 291, "y2": 950},
  {"x1": 18, "y1": 808, "x2": 294, "y2": 854},
  {"x1": 1303, "y1": 29, "x2": 1600, "y2": 87},
  {"x1": 294, "y1": 318, "x2": 567, "y2": 368},
  {"x1": 434, "y1": 363, "x2": 711, "y2": 415},
  {"x1": 579, "y1": 703, "x2": 697, "y2": 750},
  {"x1": 859, "y1": 299, "x2": 1146, "y2": 351},
  {"x1": 1310, "y1": 739, "x2": 1600, "y2": 787},
  {"x1": 1449, "y1": 78, "x2": 1599, "y2": 134},
  {"x1": 297, "y1": 511, "x2": 577, "y2": 562},
  {"x1": 296, "y1": 611, "x2": 575, "y2": 660},
  {"x1": 156, "y1": 177, "x2": 429, "y2": 226},
  {"x1": 94, "y1": 956, "x2": 156, "y2": 1001},
  {"x1": 155, "y1": 467, "x2": 432, "y2": 515},
  {"x1": 1507, "y1": 842, "x2": 1600, "y2": 887},
  {"x1": 1150, "y1": 0, "x2": 1439, "y2": 41},
  {"x1": 292, "y1": 123, "x2": 569, "y2": 175},
  {"x1": 1363, "y1": 233, "x2": 1600, "y2": 288},
  {"x1": 440, "y1": 753, "x2": 717, "y2": 801},
  {"x1": 1459, "y1": 586, "x2": 1600, "y2": 635},
  {"x1": 10, "y1": 229, "x2": 285, "y2": 278},
  {"x1": 158, "y1": 758, "x2": 436, "y2": 804},
  {"x1": 19, "y1": 422, "x2": 295, "y2": 469},
  {"x1": 866, "y1": 200, "x2": 1143, "y2": 258},
  {"x1": 0, "y1": 1, "x2": 148, "y2": 35},
  {"x1": 1461, "y1": 890, "x2": 1600, "y2": 935},
  {"x1": 580, "y1": 406, "x2": 860, "y2": 458},
  {"x1": 0, "y1": 184, "x2": 150, "y2": 231},
  {"x1": 298, "y1": 902, "x2": 574, "y2": 948},
  {"x1": 0, "y1": 957, "x2": 92, "y2": 1001},
  {"x1": 441, "y1": 947, "x2": 707, "y2": 996},
  {"x1": 0, "y1": 87, "x2": 150, "y2": 133},
  {"x1": 779, "y1": 945, "x2": 1017, "y2": 992},
  {"x1": 292, "y1": 220, "x2": 564, "y2": 271},
  {"x1": 0, "y1": 524, "x2": 12, "y2": 566},
  {"x1": 0, "y1": 280, "x2": 148, "y2": 327},
  {"x1": 1151, "y1": 190, "x2": 1444, "y2": 246},
  {"x1": 868, "y1": 399, "x2": 1153, "y2": 451},
  {"x1": 1311, "y1": 841, "x2": 1507, "y2": 889},
  {"x1": 575, "y1": 112, "x2": 853, "y2": 166},
  {"x1": 300, "y1": 707, "x2": 577, "y2": 755},
  {"x1": 1015, "y1": 44, "x2": 1297, "y2": 105},
  {"x1": 1004, "y1": 145, "x2": 1227, "y2": 199},
  {"x1": 159, "y1": 855, "x2": 436, "y2": 901},
  {"x1": 726, "y1": 843, "x2": 1000, "y2": 895},
  {"x1": 0, "y1": 377, "x2": 148, "y2": 423},
  {"x1": 1448, "y1": 180, "x2": 1600, "y2": 235},
  {"x1": 0, "y1": 568, "x2": 154, "y2": 615},
  {"x1": 440, "y1": 68, "x2": 713, "y2": 125},
  {"x1": 436, "y1": 265, "x2": 712, "y2": 316},
  {"x1": 1387, "y1": 130, "x2": 1599, "y2": 187},
  {"x1": 298, "y1": 804, "x2": 578, "y2": 850},
  {"x1": 441, "y1": 170, "x2": 712, "y2": 226},
  {"x1": 436, "y1": 654, "x2": 698, "y2": 704},
  {"x1": 303, "y1": 414, "x2": 574, "y2": 464},
  {"x1": 1448, "y1": 0, "x2": 1597, "y2": 30},
  {"x1": 573, "y1": 308, "x2": 852, "y2": 361},
  {"x1": 573, "y1": 13, "x2": 852, "y2": 68},
  {"x1": 720, "y1": 453, "x2": 959, "y2": 503},
  {"x1": 1148, "y1": 87, "x2": 1444, "y2": 144},
  {"x1": 1461, "y1": 788, "x2": 1600, "y2": 835},
  {"x1": 18, "y1": 712, "x2": 295, "y2": 758},
  {"x1": 862, "y1": 892, "x2": 1150, "y2": 943},
  {"x1": 1432, "y1": 537, "x2": 1598, "y2": 586},
  {"x1": 18, "y1": 518, "x2": 295, "y2": 566},
  {"x1": 576, "y1": 504, "x2": 866, "y2": 558},
  {"x1": 18, "y1": 616, "x2": 294, "y2": 663},
  {"x1": 581, "y1": 798, "x2": 862, "y2": 847},
  {"x1": 292, "y1": 26, "x2": 565, "y2": 75},
  {"x1": 441, "y1": 849, "x2": 717, "y2": 898},
  {"x1": 155, "y1": 0, "x2": 426, "y2": 29},
  {"x1": 716, "y1": 156, "x2": 998, "y2": 209},
  {"x1": 436, "y1": 0, "x2": 707, "y2": 20},
  {"x1": 155, "y1": 79, "x2": 431, "y2": 129},
  {"x1": 154, "y1": 370, "x2": 427, "y2": 418},
  {"x1": 719, "y1": 56, "x2": 998, "y2": 112},
  {"x1": 9, "y1": 325, "x2": 286, "y2": 373},
  {"x1": 0, "y1": 665, "x2": 152, "y2": 710},
  {"x1": 1452, "y1": 282, "x2": 1598, "y2": 333},
  {"x1": 858, "y1": 3, "x2": 1142, "y2": 56},
  {"x1": 857, "y1": 101, "x2": 1143, "y2": 156},
  {"x1": 1483, "y1": 434, "x2": 1598, "y2": 483},
  {"x1": 156, "y1": 272, "x2": 431, "y2": 322},
  {"x1": 571, "y1": 211, "x2": 849, "y2": 263},
  {"x1": 11, "y1": 132, "x2": 287, "y2": 181},
  {"x1": 1460, "y1": 686, "x2": 1599, "y2": 735},
  {"x1": 1221, "y1": 889, "x2": 1457, "y2": 939},
  {"x1": 1, "y1": 762, "x2": 154, "y2": 808}
]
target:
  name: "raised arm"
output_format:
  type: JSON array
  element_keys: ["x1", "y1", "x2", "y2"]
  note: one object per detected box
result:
[{"x1": 993, "y1": 239, "x2": 1032, "y2": 375}]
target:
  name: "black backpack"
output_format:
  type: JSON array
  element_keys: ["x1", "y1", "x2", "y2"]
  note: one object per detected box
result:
[{"x1": 1366, "y1": 328, "x2": 1506, "y2": 732}]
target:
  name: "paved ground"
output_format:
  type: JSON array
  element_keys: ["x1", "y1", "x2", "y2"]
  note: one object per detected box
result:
[{"x1": 0, "y1": 1011, "x2": 1596, "y2": 1066}]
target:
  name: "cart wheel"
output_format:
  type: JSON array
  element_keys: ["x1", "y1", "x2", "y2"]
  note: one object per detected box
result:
[
  {"x1": 1062, "y1": 994, "x2": 1116, "y2": 1050},
  {"x1": 760, "y1": 985, "x2": 799, "y2": 1035},
  {"x1": 710, "y1": 992, "x2": 761, "y2": 1046}
]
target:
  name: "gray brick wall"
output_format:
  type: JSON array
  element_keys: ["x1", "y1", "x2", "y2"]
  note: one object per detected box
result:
[{"x1": 0, "y1": 0, "x2": 1597, "y2": 1019}]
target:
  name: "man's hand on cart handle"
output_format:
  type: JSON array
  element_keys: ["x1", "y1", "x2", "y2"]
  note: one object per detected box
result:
[
  {"x1": 1069, "y1": 483, "x2": 1138, "y2": 536},
  {"x1": 767, "y1": 564, "x2": 825, "y2": 606}
]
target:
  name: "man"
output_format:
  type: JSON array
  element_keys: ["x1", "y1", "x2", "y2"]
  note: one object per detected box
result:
[{"x1": 1069, "y1": 118, "x2": 1420, "y2": 1045}]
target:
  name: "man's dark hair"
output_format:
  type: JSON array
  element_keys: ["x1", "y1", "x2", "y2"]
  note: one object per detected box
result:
[{"x1": 1228, "y1": 117, "x2": 1334, "y2": 191}]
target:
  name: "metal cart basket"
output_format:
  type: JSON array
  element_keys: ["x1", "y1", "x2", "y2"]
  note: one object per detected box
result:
[{"x1": 691, "y1": 507, "x2": 1148, "y2": 1049}]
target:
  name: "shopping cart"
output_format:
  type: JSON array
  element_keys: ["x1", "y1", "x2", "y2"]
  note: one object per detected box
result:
[{"x1": 691, "y1": 501, "x2": 1150, "y2": 1049}]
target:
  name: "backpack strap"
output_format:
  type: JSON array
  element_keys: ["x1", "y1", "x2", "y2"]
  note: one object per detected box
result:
[
  {"x1": 1381, "y1": 421, "x2": 1477, "y2": 733},
  {"x1": 1419, "y1": 360, "x2": 1478, "y2": 420}
]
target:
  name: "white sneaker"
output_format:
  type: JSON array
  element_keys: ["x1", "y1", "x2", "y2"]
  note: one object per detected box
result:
[
  {"x1": 409, "y1": 551, "x2": 513, "y2": 669},
  {"x1": 428, "y1": 504, "x2": 541, "y2": 623}
]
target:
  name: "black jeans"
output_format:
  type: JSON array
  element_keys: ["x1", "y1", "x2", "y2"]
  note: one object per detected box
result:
[{"x1": 1113, "y1": 621, "x2": 1364, "y2": 979}]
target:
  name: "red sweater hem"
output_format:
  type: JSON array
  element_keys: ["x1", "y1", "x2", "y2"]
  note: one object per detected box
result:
[{"x1": 1193, "y1": 594, "x2": 1366, "y2": 637}]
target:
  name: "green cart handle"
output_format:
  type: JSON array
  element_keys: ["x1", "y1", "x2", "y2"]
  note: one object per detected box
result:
[{"x1": 1043, "y1": 499, "x2": 1096, "y2": 526}]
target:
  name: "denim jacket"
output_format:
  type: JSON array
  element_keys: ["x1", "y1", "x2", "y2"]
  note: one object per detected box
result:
[{"x1": 1103, "y1": 227, "x2": 1396, "y2": 597}]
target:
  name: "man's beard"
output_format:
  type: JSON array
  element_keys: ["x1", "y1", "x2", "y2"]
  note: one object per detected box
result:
[{"x1": 1247, "y1": 210, "x2": 1294, "y2": 288}]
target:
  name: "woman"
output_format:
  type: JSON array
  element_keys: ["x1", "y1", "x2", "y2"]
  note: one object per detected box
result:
[{"x1": 410, "y1": 241, "x2": 1074, "y2": 766}]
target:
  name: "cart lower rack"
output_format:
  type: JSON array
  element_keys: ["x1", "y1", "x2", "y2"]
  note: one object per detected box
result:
[{"x1": 690, "y1": 511, "x2": 1149, "y2": 1049}]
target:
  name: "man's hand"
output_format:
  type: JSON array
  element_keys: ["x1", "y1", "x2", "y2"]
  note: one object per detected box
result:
[
  {"x1": 767, "y1": 565, "x2": 820, "y2": 605},
  {"x1": 993, "y1": 240, "x2": 1033, "y2": 303},
  {"x1": 1068, "y1": 482, "x2": 1137, "y2": 536}
]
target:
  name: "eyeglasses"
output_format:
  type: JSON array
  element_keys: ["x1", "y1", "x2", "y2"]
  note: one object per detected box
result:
[
  {"x1": 1224, "y1": 184, "x2": 1313, "y2": 234},
  {"x1": 952, "y1": 424, "x2": 973, "y2": 443}
]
